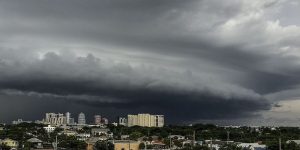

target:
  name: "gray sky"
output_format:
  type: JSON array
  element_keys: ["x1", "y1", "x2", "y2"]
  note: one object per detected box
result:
[{"x1": 0, "y1": 0, "x2": 300, "y2": 125}]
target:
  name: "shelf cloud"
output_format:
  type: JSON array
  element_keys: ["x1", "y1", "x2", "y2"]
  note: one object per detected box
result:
[{"x1": 0, "y1": 0, "x2": 300, "y2": 124}]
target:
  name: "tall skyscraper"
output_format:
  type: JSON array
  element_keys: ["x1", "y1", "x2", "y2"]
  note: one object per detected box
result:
[
  {"x1": 65, "y1": 112, "x2": 71, "y2": 125},
  {"x1": 94, "y1": 115, "x2": 101, "y2": 125},
  {"x1": 127, "y1": 113, "x2": 164, "y2": 127},
  {"x1": 78, "y1": 112, "x2": 86, "y2": 125}
]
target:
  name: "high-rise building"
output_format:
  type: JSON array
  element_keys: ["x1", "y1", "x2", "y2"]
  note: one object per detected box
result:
[
  {"x1": 69, "y1": 118, "x2": 75, "y2": 125},
  {"x1": 44, "y1": 113, "x2": 66, "y2": 126},
  {"x1": 94, "y1": 115, "x2": 101, "y2": 125},
  {"x1": 101, "y1": 117, "x2": 109, "y2": 125},
  {"x1": 118, "y1": 117, "x2": 127, "y2": 126},
  {"x1": 153, "y1": 115, "x2": 164, "y2": 127},
  {"x1": 78, "y1": 112, "x2": 86, "y2": 125},
  {"x1": 127, "y1": 113, "x2": 164, "y2": 127},
  {"x1": 66, "y1": 112, "x2": 71, "y2": 125},
  {"x1": 127, "y1": 115, "x2": 138, "y2": 127}
]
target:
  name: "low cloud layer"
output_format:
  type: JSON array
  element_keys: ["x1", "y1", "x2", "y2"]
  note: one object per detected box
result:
[{"x1": 0, "y1": 0, "x2": 300, "y2": 124}]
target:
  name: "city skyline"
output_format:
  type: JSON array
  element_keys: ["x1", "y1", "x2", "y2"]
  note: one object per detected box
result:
[
  {"x1": 9, "y1": 112, "x2": 165, "y2": 128},
  {"x1": 0, "y1": 0, "x2": 300, "y2": 126}
]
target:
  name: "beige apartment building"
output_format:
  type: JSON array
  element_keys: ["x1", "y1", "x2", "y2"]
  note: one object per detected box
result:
[
  {"x1": 127, "y1": 113, "x2": 164, "y2": 127},
  {"x1": 44, "y1": 113, "x2": 66, "y2": 126}
]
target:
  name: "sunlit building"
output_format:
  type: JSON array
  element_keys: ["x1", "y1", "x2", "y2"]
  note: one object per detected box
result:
[
  {"x1": 127, "y1": 113, "x2": 164, "y2": 127},
  {"x1": 44, "y1": 113, "x2": 66, "y2": 126}
]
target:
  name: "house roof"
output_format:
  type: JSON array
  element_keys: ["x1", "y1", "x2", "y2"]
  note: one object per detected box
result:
[{"x1": 27, "y1": 138, "x2": 43, "y2": 143}]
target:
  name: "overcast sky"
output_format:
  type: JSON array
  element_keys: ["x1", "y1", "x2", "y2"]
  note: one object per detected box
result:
[{"x1": 0, "y1": 0, "x2": 300, "y2": 125}]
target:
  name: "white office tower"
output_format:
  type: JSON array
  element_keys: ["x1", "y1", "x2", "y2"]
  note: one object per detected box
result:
[
  {"x1": 127, "y1": 113, "x2": 164, "y2": 127},
  {"x1": 65, "y1": 112, "x2": 71, "y2": 125},
  {"x1": 78, "y1": 112, "x2": 86, "y2": 125},
  {"x1": 118, "y1": 117, "x2": 127, "y2": 126}
]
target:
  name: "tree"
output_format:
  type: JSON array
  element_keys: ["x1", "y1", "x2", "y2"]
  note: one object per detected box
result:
[
  {"x1": 0, "y1": 144, "x2": 11, "y2": 150},
  {"x1": 180, "y1": 145, "x2": 210, "y2": 150},
  {"x1": 139, "y1": 143, "x2": 145, "y2": 149},
  {"x1": 285, "y1": 141, "x2": 300, "y2": 150},
  {"x1": 129, "y1": 131, "x2": 143, "y2": 140},
  {"x1": 58, "y1": 135, "x2": 87, "y2": 149},
  {"x1": 173, "y1": 140, "x2": 183, "y2": 148},
  {"x1": 219, "y1": 143, "x2": 242, "y2": 150},
  {"x1": 94, "y1": 141, "x2": 114, "y2": 150}
]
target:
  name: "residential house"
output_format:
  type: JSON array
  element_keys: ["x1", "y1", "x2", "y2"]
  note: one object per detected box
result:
[
  {"x1": 27, "y1": 138, "x2": 43, "y2": 149},
  {"x1": 1, "y1": 138, "x2": 19, "y2": 149},
  {"x1": 238, "y1": 143, "x2": 266, "y2": 150}
]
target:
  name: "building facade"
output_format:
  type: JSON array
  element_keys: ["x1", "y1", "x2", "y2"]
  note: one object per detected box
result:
[
  {"x1": 78, "y1": 112, "x2": 86, "y2": 125},
  {"x1": 43, "y1": 125, "x2": 56, "y2": 133},
  {"x1": 118, "y1": 117, "x2": 127, "y2": 126},
  {"x1": 12, "y1": 119, "x2": 32, "y2": 125},
  {"x1": 65, "y1": 112, "x2": 71, "y2": 125},
  {"x1": 94, "y1": 115, "x2": 101, "y2": 125},
  {"x1": 127, "y1": 113, "x2": 164, "y2": 127},
  {"x1": 102, "y1": 117, "x2": 109, "y2": 125},
  {"x1": 44, "y1": 113, "x2": 66, "y2": 126},
  {"x1": 0, "y1": 138, "x2": 19, "y2": 149}
]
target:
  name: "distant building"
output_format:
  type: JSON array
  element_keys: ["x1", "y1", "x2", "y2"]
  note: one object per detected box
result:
[
  {"x1": 94, "y1": 115, "x2": 101, "y2": 125},
  {"x1": 169, "y1": 135, "x2": 185, "y2": 140},
  {"x1": 77, "y1": 133, "x2": 91, "y2": 141},
  {"x1": 114, "y1": 140, "x2": 140, "y2": 150},
  {"x1": 127, "y1": 113, "x2": 164, "y2": 127},
  {"x1": 0, "y1": 138, "x2": 19, "y2": 149},
  {"x1": 102, "y1": 117, "x2": 109, "y2": 125},
  {"x1": 69, "y1": 118, "x2": 75, "y2": 125},
  {"x1": 12, "y1": 119, "x2": 32, "y2": 125},
  {"x1": 43, "y1": 125, "x2": 56, "y2": 133},
  {"x1": 120, "y1": 135, "x2": 130, "y2": 140},
  {"x1": 78, "y1": 112, "x2": 86, "y2": 125},
  {"x1": 127, "y1": 115, "x2": 138, "y2": 127},
  {"x1": 27, "y1": 138, "x2": 43, "y2": 149},
  {"x1": 91, "y1": 128, "x2": 112, "y2": 137},
  {"x1": 118, "y1": 117, "x2": 127, "y2": 126},
  {"x1": 238, "y1": 143, "x2": 266, "y2": 150},
  {"x1": 44, "y1": 113, "x2": 66, "y2": 126},
  {"x1": 66, "y1": 112, "x2": 71, "y2": 124},
  {"x1": 60, "y1": 130, "x2": 78, "y2": 136}
]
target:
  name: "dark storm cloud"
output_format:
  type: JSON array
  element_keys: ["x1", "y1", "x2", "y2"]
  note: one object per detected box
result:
[
  {"x1": 0, "y1": 51, "x2": 269, "y2": 123},
  {"x1": 0, "y1": 0, "x2": 300, "y2": 124}
]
